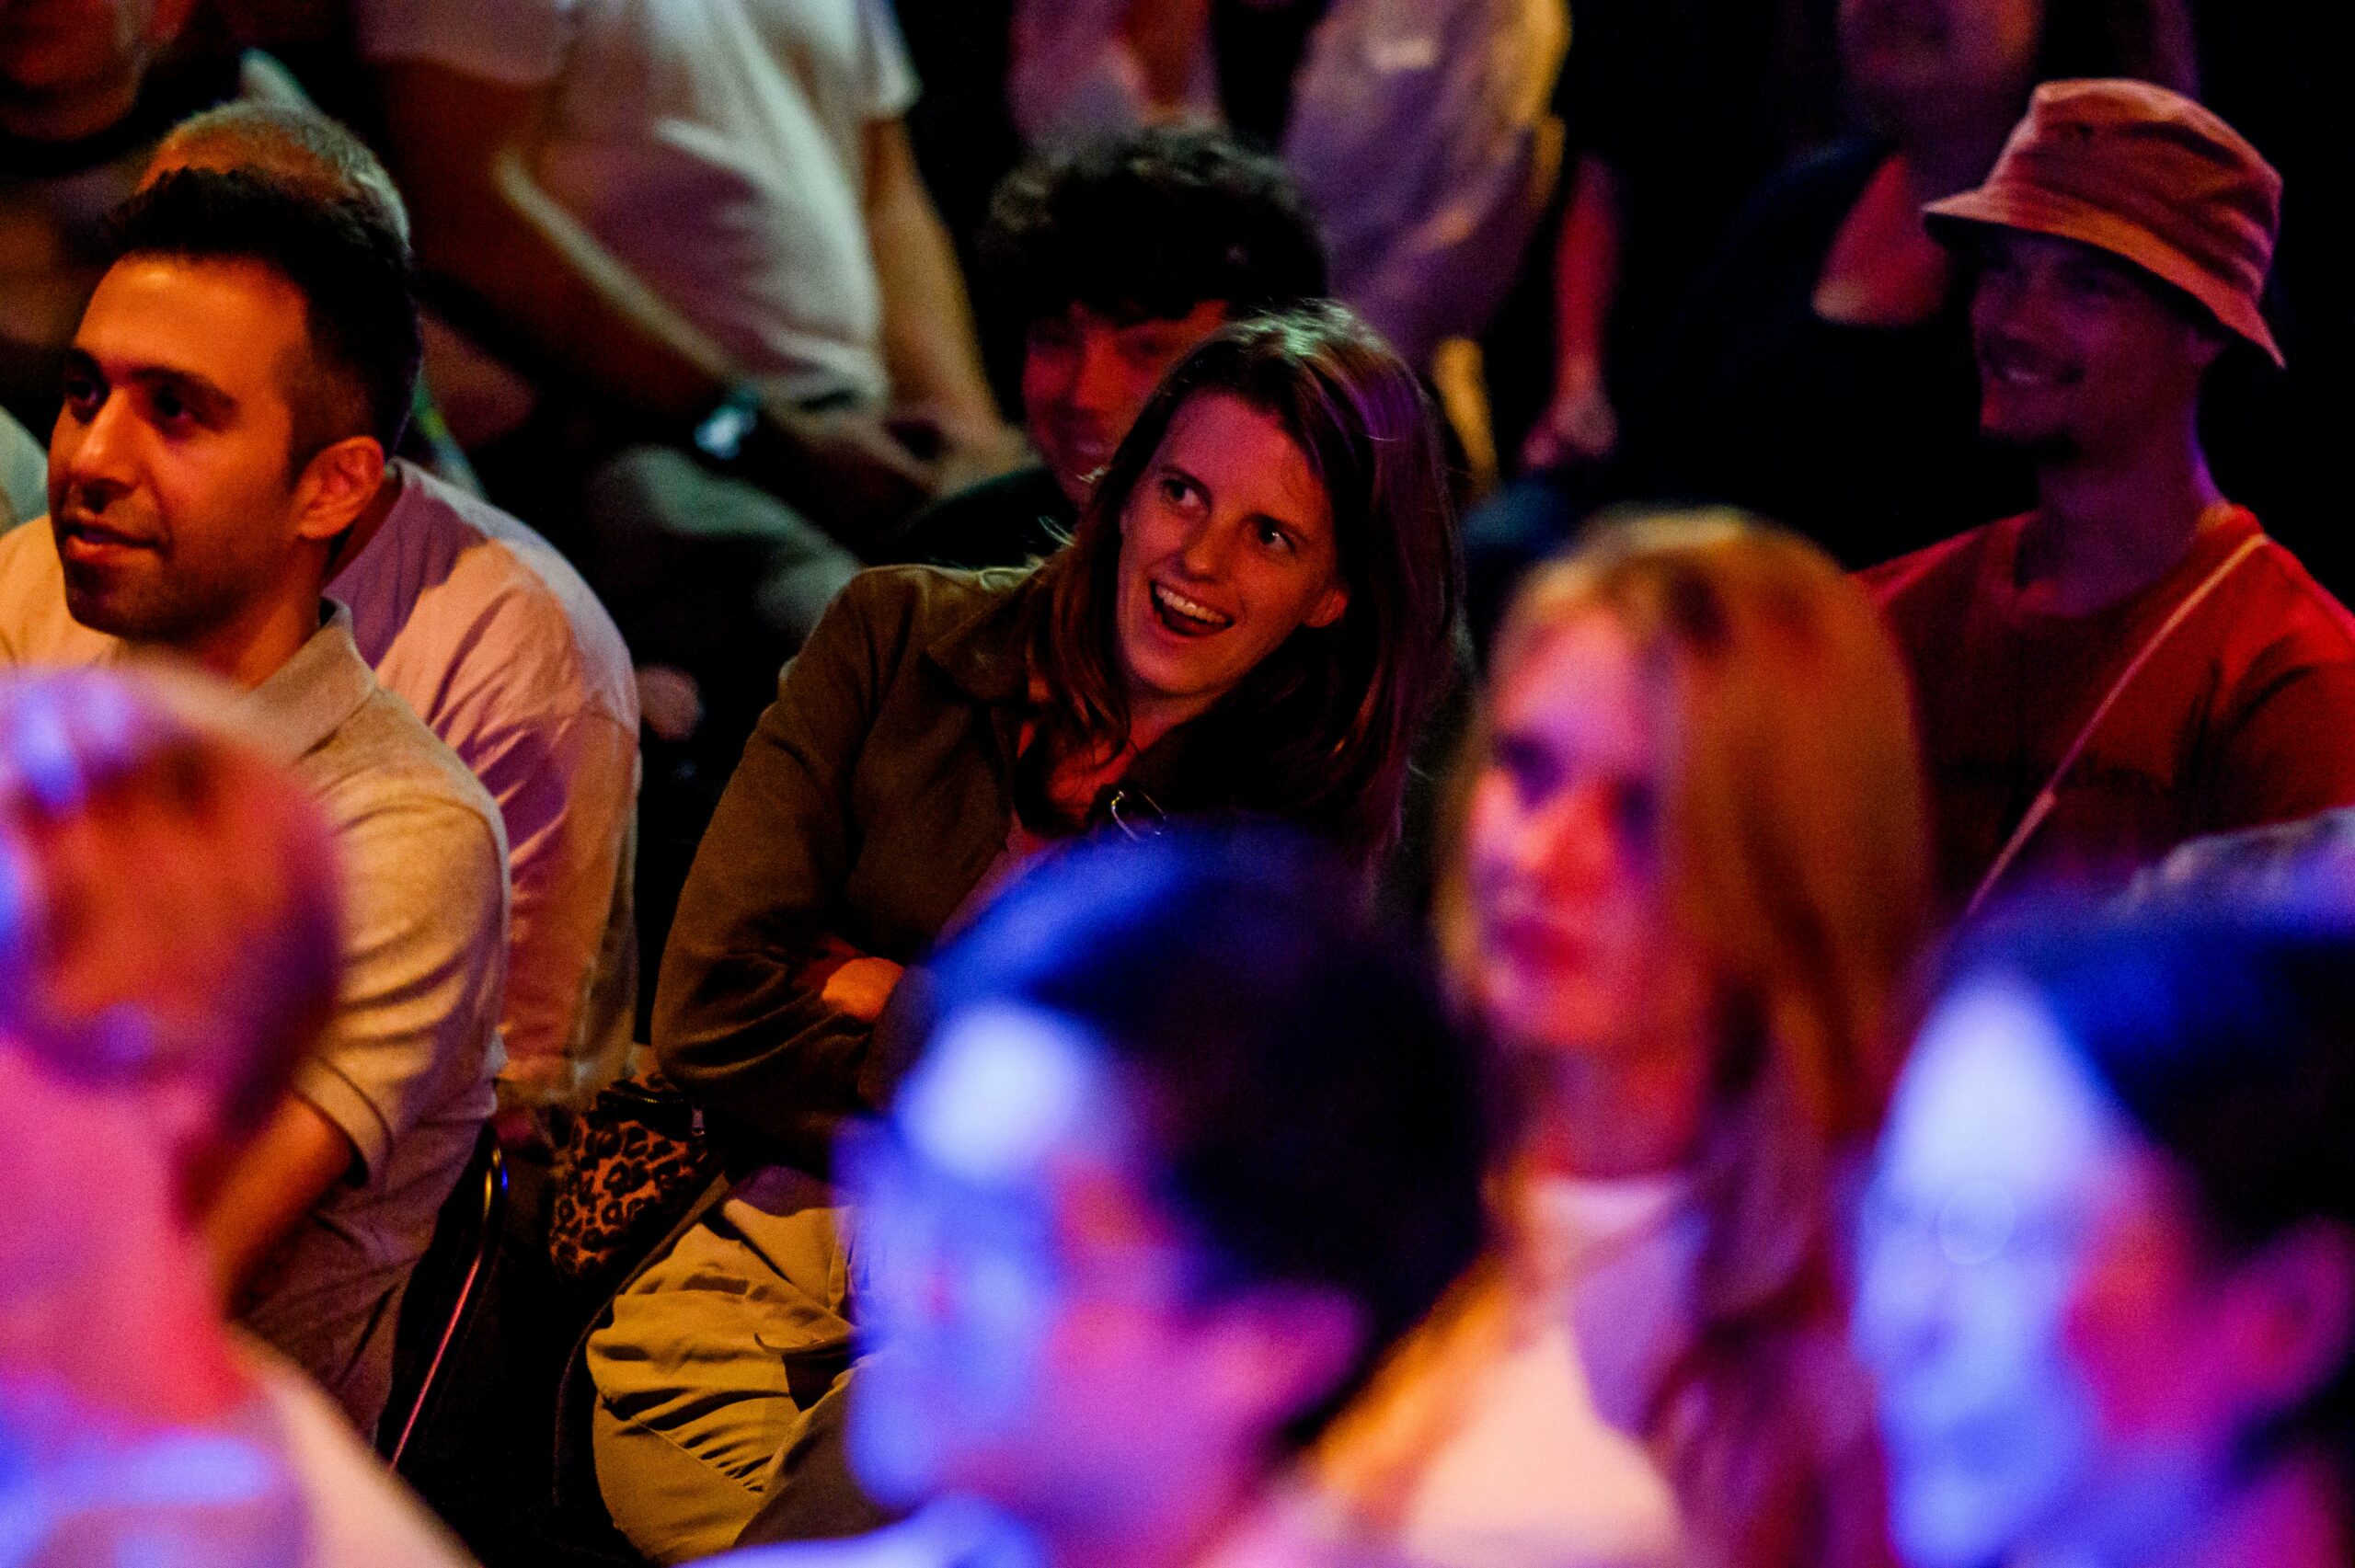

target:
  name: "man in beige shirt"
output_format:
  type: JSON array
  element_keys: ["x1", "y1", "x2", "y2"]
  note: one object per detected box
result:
[
  {"x1": 0, "y1": 166, "x2": 507, "y2": 1436},
  {"x1": 0, "y1": 100, "x2": 641, "y2": 1121}
]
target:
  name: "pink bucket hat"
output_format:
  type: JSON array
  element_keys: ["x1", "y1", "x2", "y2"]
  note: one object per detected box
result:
[{"x1": 1924, "y1": 79, "x2": 2284, "y2": 366}]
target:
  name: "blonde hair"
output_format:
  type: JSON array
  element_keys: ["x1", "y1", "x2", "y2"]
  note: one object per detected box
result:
[{"x1": 1326, "y1": 512, "x2": 1928, "y2": 1568}]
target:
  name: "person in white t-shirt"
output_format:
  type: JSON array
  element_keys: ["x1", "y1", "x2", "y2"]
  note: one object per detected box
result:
[
  {"x1": 0, "y1": 667, "x2": 474, "y2": 1568},
  {"x1": 359, "y1": 0, "x2": 1023, "y2": 773},
  {"x1": 358, "y1": 0, "x2": 1014, "y2": 546}
]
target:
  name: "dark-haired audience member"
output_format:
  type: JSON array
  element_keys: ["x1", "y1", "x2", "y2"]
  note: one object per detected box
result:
[
  {"x1": 0, "y1": 669, "x2": 474, "y2": 1566},
  {"x1": 0, "y1": 170, "x2": 508, "y2": 1437},
  {"x1": 709, "y1": 829, "x2": 1488, "y2": 1568},
  {"x1": 892, "y1": 126, "x2": 1328, "y2": 570},
  {"x1": 139, "y1": 104, "x2": 641, "y2": 1125},
  {"x1": 1319, "y1": 515, "x2": 1924, "y2": 1568},
  {"x1": 1865, "y1": 81, "x2": 2355, "y2": 916},
  {"x1": 592, "y1": 304, "x2": 1461, "y2": 1562},
  {"x1": 1008, "y1": 0, "x2": 1566, "y2": 381},
  {"x1": 1859, "y1": 902, "x2": 2355, "y2": 1568}
]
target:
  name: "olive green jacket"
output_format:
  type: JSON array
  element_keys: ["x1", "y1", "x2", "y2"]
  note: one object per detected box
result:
[{"x1": 651, "y1": 565, "x2": 1220, "y2": 1171}]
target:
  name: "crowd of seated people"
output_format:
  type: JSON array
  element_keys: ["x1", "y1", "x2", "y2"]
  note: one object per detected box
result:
[{"x1": 3, "y1": 3, "x2": 2355, "y2": 1568}]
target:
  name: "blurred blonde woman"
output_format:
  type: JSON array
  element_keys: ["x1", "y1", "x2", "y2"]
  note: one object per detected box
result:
[{"x1": 1319, "y1": 512, "x2": 1929, "y2": 1568}]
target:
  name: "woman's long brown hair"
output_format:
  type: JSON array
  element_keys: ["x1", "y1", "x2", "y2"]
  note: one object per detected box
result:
[
  {"x1": 1017, "y1": 302, "x2": 1461, "y2": 862},
  {"x1": 1324, "y1": 512, "x2": 1930, "y2": 1568}
]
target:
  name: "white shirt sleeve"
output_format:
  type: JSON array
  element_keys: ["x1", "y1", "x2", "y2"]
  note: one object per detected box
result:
[
  {"x1": 856, "y1": 0, "x2": 922, "y2": 121},
  {"x1": 351, "y1": 0, "x2": 580, "y2": 86}
]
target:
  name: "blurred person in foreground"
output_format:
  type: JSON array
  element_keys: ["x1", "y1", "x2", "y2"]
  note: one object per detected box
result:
[
  {"x1": 0, "y1": 667, "x2": 471, "y2": 1565},
  {"x1": 597, "y1": 301, "x2": 1462, "y2": 1562},
  {"x1": 892, "y1": 125, "x2": 1327, "y2": 571},
  {"x1": 1859, "y1": 900, "x2": 2355, "y2": 1568},
  {"x1": 1865, "y1": 81, "x2": 2355, "y2": 918},
  {"x1": 132, "y1": 100, "x2": 641, "y2": 1126},
  {"x1": 0, "y1": 168, "x2": 508, "y2": 1436},
  {"x1": 709, "y1": 827, "x2": 1488, "y2": 1568},
  {"x1": 1318, "y1": 513, "x2": 1926, "y2": 1568}
]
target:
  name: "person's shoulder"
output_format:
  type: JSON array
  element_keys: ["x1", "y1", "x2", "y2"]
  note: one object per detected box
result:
[
  {"x1": 1858, "y1": 519, "x2": 2005, "y2": 610},
  {"x1": 2238, "y1": 524, "x2": 2355, "y2": 661},
  {"x1": 240, "y1": 1342, "x2": 478, "y2": 1568},
  {"x1": 832, "y1": 562, "x2": 1033, "y2": 643},
  {"x1": 898, "y1": 464, "x2": 1078, "y2": 571},
  {"x1": 315, "y1": 677, "x2": 509, "y2": 864},
  {"x1": 370, "y1": 464, "x2": 637, "y2": 721}
]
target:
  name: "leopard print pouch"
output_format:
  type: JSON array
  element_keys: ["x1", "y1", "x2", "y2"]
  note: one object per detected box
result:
[{"x1": 548, "y1": 1069, "x2": 723, "y2": 1285}]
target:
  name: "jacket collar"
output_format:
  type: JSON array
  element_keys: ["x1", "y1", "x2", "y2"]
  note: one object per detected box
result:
[
  {"x1": 236, "y1": 601, "x2": 376, "y2": 765},
  {"x1": 923, "y1": 568, "x2": 1039, "y2": 705}
]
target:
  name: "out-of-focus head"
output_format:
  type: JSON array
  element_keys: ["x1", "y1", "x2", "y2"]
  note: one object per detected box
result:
[
  {"x1": 846, "y1": 828, "x2": 1486, "y2": 1536},
  {"x1": 1032, "y1": 302, "x2": 1460, "y2": 861},
  {"x1": 1925, "y1": 81, "x2": 2280, "y2": 461},
  {"x1": 0, "y1": 668, "x2": 339, "y2": 1298},
  {"x1": 48, "y1": 169, "x2": 418, "y2": 653},
  {"x1": 1859, "y1": 902, "x2": 2355, "y2": 1568},
  {"x1": 982, "y1": 127, "x2": 1327, "y2": 507},
  {"x1": 0, "y1": 0, "x2": 193, "y2": 135},
  {"x1": 1841, "y1": 0, "x2": 2191, "y2": 143},
  {"x1": 145, "y1": 99, "x2": 412, "y2": 248},
  {"x1": 1459, "y1": 511, "x2": 1928, "y2": 1148}
]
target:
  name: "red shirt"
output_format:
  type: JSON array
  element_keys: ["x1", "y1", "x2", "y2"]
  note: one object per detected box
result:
[{"x1": 1864, "y1": 507, "x2": 2355, "y2": 913}]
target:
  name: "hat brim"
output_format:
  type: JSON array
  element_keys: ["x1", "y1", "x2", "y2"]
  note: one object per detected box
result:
[{"x1": 1924, "y1": 186, "x2": 2284, "y2": 368}]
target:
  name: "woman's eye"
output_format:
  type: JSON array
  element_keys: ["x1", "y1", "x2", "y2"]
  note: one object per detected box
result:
[
  {"x1": 1255, "y1": 520, "x2": 1295, "y2": 553},
  {"x1": 1158, "y1": 475, "x2": 1200, "y2": 509}
]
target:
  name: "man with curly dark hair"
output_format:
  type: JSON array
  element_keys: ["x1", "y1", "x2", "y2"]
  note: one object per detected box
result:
[{"x1": 894, "y1": 126, "x2": 1327, "y2": 569}]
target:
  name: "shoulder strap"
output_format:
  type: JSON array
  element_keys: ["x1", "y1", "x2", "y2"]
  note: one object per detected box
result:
[{"x1": 1964, "y1": 530, "x2": 2268, "y2": 918}]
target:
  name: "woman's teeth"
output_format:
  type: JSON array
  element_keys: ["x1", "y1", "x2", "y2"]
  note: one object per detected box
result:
[{"x1": 1153, "y1": 582, "x2": 1233, "y2": 632}]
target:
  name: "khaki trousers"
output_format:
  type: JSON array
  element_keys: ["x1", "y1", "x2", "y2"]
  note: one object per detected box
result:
[{"x1": 588, "y1": 1167, "x2": 856, "y2": 1564}]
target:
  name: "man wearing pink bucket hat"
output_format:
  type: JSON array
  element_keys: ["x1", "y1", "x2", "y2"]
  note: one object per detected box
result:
[{"x1": 1863, "y1": 79, "x2": 2355, "y2": 916}]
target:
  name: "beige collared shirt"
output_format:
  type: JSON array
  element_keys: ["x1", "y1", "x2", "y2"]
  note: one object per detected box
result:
[
  {"x1": 232, "y1": 606, "x2": 511, "y2": 1437},
  {"x1": 0, "y1": 554, "x2": 511, "y2": 1433},
  {"x1": 0, "y1": 472, "x2": 636, "y2": 1108}
]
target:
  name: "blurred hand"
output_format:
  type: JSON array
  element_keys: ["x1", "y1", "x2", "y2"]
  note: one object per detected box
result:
[
  {"x1": 822, "y1": 956, "x2": 907, "y2": 1024},
  {"x1": 1521, "y1": 362, "x2": 1620, "y2": 473}
]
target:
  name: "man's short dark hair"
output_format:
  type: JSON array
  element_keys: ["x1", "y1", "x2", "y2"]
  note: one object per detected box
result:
[
  {"x1": 102, "y1": 168, "x2": 421, "y2": 458},
  {"x1": 918, "y1": 826, "x2": 1488, "y2": 1445},
  {"x1": 979, "y1": 127, "x2": 1328, "y2": 332}
]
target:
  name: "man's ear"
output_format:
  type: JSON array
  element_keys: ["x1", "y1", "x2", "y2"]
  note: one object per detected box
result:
[{"x1": 290, "y1": 436, "x2": 385, "y2": 544}]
